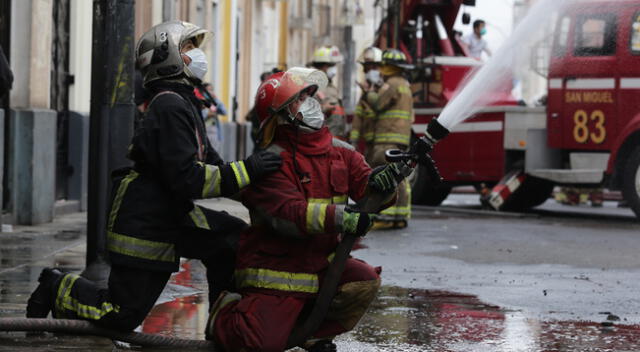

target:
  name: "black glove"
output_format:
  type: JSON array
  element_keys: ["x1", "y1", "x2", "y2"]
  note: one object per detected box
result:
[
  {"x1": 343, "y1": 207, "x2": 375, "y2": 237},
  {"x1": 244, "y1": 150, "x2": 282, "y2": 181}
]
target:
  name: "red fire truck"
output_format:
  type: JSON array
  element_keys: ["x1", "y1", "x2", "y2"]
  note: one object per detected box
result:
[{"x1": 376, "y1": 0, "x2": 640, "y2": 219}]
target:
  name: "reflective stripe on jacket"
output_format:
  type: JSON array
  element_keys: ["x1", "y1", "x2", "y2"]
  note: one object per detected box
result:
[
  {"x1": 367, "y1": 75, "x2": 414, "y2": 147},
  {"x1": 236, "y1": 126, "x2": 372, "y2": 296}
]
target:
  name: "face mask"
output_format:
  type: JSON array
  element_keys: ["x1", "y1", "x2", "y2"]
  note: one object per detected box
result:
[
  {"x1": 326, "y1": 66, "x2": 338, "y2": 80},
  {"x1": 296, "y1": 97, "x2": 324, "y2": 132},
  {"x1": 480, "y1": 28, "x2": 487, "y2": 36},
  {"x1": 184, "y1": 48, "x2": 208, "y2": 80},
  {"x1": 365, "y1": 69, "x2": 382, "y2": 85}
]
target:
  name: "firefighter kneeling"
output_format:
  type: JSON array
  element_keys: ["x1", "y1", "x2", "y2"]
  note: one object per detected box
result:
[{"x1": 205, "y1": 68, "x2": 414, "y2": 352}]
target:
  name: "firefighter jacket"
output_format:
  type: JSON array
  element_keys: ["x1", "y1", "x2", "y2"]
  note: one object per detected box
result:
[
  {"x1": 235, "y1": 125, "x2": 384, "y2": 297},
  {"x1": 366, "y1": 75, "x2": 414, "y2": 146},
  {"x1": 107, "y1": 83, "x2": 252, "y2": 273},
  {"x1": 349, "y1": 94, "x2": 376, "y2": 145},
  {"x1": 316, "y1": 82, "x2": 346, "y2": 138}
]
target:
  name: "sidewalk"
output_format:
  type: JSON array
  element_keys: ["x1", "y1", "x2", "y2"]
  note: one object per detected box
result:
[{"x1": 0, "y1": 198, "x2": 248, "y2": 319}]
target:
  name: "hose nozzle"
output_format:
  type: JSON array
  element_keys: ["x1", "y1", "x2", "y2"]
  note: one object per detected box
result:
[{"x1": 423, "y1": 118, "x2": 450, "y2": 148}]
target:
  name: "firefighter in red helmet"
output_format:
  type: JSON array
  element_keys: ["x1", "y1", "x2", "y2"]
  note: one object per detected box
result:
[{"x1": 205, "y1": 67, "x2": 416, "y2": 352}]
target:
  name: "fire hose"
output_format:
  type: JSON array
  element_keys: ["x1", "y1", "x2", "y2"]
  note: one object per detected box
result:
[
  {"x1": 0, "y1": 317, "x2": 216, "y2": 349},
  {"x1": 286, "y1": 119, "x2": 449, "y2": 349}
]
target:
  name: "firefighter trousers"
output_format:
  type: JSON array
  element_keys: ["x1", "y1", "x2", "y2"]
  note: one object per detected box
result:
[
  {"x1": 212, "y1": 258, "x2": 381, "y2": 352},
  {"x1": 52, "y1": 211, "x2": 247, "y2": 332},
  {"x1": 366, "y1": 143, "x2": 411, "y2": 221}
]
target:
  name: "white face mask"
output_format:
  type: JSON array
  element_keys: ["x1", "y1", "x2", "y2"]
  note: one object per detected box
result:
[
  {"x1": 365, "y1": 69, "x2": 382, "y2": 85},
  {"x1": 326, "y1": 66, "x2": 338, "y2": 80},
  {"x1": 296, "y1": 97, "x2": 324, "y2": 132},
  {"x1": 184, "y1": 48, "x2": 208, "y2": 80}
]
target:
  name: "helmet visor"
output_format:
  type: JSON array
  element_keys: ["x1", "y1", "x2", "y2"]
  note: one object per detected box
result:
[{"x1": 271, "y1": 67, "x2": 328, "y2": 112}]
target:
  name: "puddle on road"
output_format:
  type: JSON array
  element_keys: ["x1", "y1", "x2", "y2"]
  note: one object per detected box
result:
[{"x1": 2, "y1": 260, "x2": 640, "y2": 351}]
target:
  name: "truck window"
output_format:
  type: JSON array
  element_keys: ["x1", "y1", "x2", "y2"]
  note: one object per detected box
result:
[
  {"x1": 553, "y1": 16, "x2": 571, "y2": 57},
  {"x1": 631, "y1": 12, "x2": 640, "y2": 53},
  {"x1": 574, "y1": 14, "x2": 616, "y2": 56}
]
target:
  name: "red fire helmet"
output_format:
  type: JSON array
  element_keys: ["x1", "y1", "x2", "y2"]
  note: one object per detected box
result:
[{"x1": 254, "y1": 67, "x2": 328, "y2": 132}]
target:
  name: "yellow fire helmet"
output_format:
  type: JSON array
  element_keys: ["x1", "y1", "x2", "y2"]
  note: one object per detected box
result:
[{"x1": 312, "y1": 45, "x2": 343, "y2": 64}]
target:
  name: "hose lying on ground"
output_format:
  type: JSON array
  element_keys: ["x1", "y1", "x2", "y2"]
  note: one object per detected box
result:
[{"x1": 0, "y1": 318, "x2": 217, "y2": 350}]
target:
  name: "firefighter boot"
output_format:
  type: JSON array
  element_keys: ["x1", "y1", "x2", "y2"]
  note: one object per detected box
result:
[
  {"x1": 305, "y1": 340, "x2": 337, "y2": 352},
  {"x1": 371, "y1": 220, "x2": 394, "y2": 230},
  {"x1": 393, "y1": 219, "x2": 408, "y2": 229},
  {"x1": 26, "y1": 268, "x2": 64, "y2": 318},
  {"x1": 205, "y1": 291, "x2": 241, "y2": 341}
]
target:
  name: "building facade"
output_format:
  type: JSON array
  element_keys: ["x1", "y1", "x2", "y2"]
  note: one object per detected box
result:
[{"x1": 0, "y1": 0, "x2": 374, "y2": 226}]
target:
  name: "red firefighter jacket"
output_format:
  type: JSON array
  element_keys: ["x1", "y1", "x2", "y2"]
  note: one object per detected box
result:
[{"x1": 236, "y1": 125, "x2": 373, "y2": 297}]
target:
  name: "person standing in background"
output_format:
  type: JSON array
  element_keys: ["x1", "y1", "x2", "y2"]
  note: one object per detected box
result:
[
  {"x1": 310, "y1": 45, "x2": 347, "y2": 140},
  {"x1": 350, "y1": 46, "x2": 384, "y2": 154},
  {"x1": 462, "y1": 20, "x2": 491, "y2": 60},
  {"x1": 364, "y1": 49, "x2": 414, "y2": 230}
]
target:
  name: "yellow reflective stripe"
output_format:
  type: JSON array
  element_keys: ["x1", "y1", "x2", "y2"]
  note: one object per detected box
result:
[
  {"x1": 374, "y1": 133, "x2": 410, "y2": 145},
  {"x1": 327, "y1": 252, "x2": 335, "y2": 263},
  {"x1": 308, "y1": 198, "x2": 331, "y2": 204},
  {"x1": 332, "y1": 195, "x2": 348, "y2": 204},
  {"x1": 107, "y1": 231, "x2": 175, "y2": 262},
  {"x1": 306, "y1": 202, "x2": 328, "y2": 233},
  {"x1": 231, "y1": 161, "x2": 251, "y2": 189},
  {"x1": 350, "y1": 130, "x2": 361, "y2": 139},
  {"x1": 364, "y1": 111, "x2": 376, "y2": 118},
  {"x1": 189, "y1": 205, "x2": 211, "y2": 230},
  {"x1": 55, "y1": 273, "x2": 73, "y2": 315},
  {"x1": 307, "y1": 195, "x2": 347, "y2": 205},
  {"x1": 235, "y1": 268, "x2": 319, "y2": 293},
  {"x1": 107, "y1": 170, "x2": 138, "y2": 231},
  {"x1": 379, "y1": 110, "x2": 411, "y2": 120},
  {"x1": 63, "y1": 297, "x2": 119, "y2": 320},
  {"x1": 202, "y1": 163, "x2": 222, "y2": 198},
  {"x1": 56, "y1": 273, "x2": 119, "y2": 320},
  {"x1": 364, "y1": 132, "x2": 375, "y2": 141},
  {"x1": 380, "y1": 205, "x2": 411, "y2": 216},
  {"x1": 397, "y1": 85, "x2": 412, "y2": 95}
]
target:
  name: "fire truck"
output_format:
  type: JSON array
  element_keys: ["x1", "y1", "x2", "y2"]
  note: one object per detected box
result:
[{"x1": 375, "y1": 0, "x2": 640, "y2": 219}]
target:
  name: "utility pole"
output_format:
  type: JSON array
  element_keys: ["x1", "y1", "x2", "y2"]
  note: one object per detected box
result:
[
  {"x1": 393, "y1": 0, "x2": 401, "y2": 48},
  {"x1": 342, "y1": 25, "x2": 355, "y2": 114},
  {"x1": 83, "y1": 0, "x2": 135, "y2": 287}
]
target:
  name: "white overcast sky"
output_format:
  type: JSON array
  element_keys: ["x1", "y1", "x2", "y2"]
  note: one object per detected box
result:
[{"x1": 454, "y1": 0, "x2": 516, "y2": 53}]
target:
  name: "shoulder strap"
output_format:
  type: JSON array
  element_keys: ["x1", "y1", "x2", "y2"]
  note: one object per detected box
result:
[
  {"x1": 147, "y1": 90, "x2": 207, "y2": 162},
  {"x1": 147, "y1": 90, "x2": 183, "y2": 110}
]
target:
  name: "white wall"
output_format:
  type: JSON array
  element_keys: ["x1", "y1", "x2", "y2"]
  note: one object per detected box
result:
[
  {"x1": 69, "y1": 0, "x2": 93, "y2": 114},
  {"x1": 10, "y1": 0, "x2": 33, "y2": 108}
]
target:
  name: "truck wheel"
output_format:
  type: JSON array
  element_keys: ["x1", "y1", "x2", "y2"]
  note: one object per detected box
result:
[
  {"x1": 622, "y1": 145, "x2": 640, "y2": 219},
  {"x1": 501, "y1": 174, "x2": 554, "y2": 211},
  {"x1": 410, "y1": 163, "x2": 452, "y2": 206}
]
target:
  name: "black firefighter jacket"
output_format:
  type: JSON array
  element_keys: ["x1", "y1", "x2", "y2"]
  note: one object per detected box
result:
[{"x1": 107, "y1": 83, "x2": 250, "y2": 272}]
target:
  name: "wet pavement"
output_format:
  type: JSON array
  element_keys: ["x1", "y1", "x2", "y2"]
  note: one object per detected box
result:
[{"x1": 1, "y1": 199, "x2": 640, "y2": 351}]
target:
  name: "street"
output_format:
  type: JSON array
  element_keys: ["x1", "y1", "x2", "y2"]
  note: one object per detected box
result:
[{"x1": 1, "y1": 196, "x2": 639, "y2": 351}]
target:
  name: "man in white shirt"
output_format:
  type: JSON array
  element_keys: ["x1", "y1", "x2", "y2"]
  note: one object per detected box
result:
[{"x1": 462, "y1": 20, "x2": 491, "y2": 60}]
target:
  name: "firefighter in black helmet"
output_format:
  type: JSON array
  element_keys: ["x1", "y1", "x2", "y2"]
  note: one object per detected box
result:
[{"x1": 25, "y1": 20, "x2": 282, "y2": 332}]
